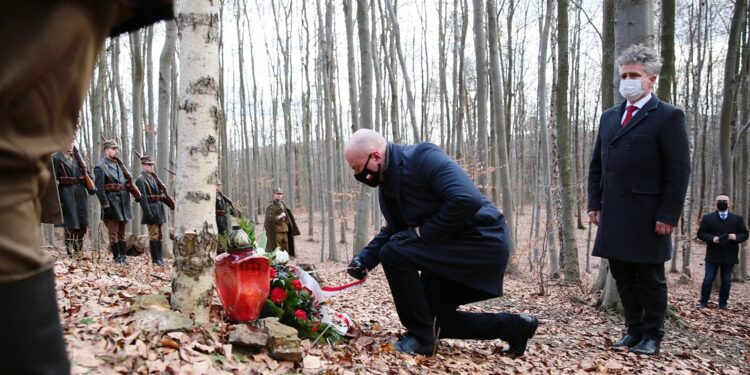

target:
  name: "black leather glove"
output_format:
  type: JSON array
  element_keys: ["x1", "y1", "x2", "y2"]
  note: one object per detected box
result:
[
  {"x1": 347, "y1": 257, "x2": 368, "y2": 280},
  {"x1": 390, "y1": 227, "x2": 421, "y2": 245}
]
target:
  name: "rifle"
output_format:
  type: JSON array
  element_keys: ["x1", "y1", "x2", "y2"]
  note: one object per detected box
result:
[
  {"x1": 113, "y1": 156, "x2": 142, "y2": 201},
  {"x1": 72, "y1": 146, "x2": 96, "y2": 192},
  {"x1": 218, "y1": 191, "x2": 241, "y2": 217},
  {"x1": 152, "y1": 173, "x2": 176, "y2": 210}
]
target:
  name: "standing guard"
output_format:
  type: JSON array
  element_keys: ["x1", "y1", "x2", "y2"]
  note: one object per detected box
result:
[
  {"x1": 94, "y1": 140, "x2": 134, "y2": 265},
  {"x1": 216, "y1": 180, "x2": 236, "y2": 253},
  {"x1": 135, "y1": 155, "x2": 173, "y2": 266},
  {"x1": 52, "y1": 142, "x2": 95, "y2": 256},
  {"x1": 264, "y1": 187, "x2": 300, "y2": 257}
]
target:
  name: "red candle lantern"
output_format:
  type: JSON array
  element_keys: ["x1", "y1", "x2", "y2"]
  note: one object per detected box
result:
[{"x1": 214, "y1": 227, "x2": 270, "y2": 322}]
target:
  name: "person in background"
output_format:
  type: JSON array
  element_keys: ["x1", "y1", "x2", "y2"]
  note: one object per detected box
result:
[
  {"x1": 52, "y1": 141, "x2": 96, "y2": 256},
  {"x1": 94, "y1": 140, "x2": 134, "y2": 266},
  {"x1": 697, "y1": 194, "x2": 749, "y2": 310},
  {"x1": 135, "y1": 155, "x2": 168, "y2": 266},
  {"x1": 587, "y1": 44, "x2": 690, "y2": 356},
  {"x1": 344, "y1": 129, "x2": 538, "y2": 357},
  {"x1": 0, "y1": 1, "x2": 173, "y2": 373},
  {"x1": 264, "y1": 187, "x2": 300, "y2": 257}
]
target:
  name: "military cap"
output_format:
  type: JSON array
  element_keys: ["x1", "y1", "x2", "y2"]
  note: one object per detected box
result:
[
  {"x1": 272, "y1": 187, "x2": 283, "y2": 194},
  {"x1": 102, "y1": 139, "x2": 119, "y2": 150},
  {"x1": 140, "y1": 155, "x2": 155, "y2": 165}
]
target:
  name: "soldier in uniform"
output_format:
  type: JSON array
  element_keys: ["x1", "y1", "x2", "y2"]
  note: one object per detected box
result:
[
  {"x1": 135, "y1": 155, "x2": 167, "y2": 266},
  {"x1": 94, "y1": 140, "x2": 134, "y2": 265},
  {"x1": 264, "y1": 187, "x2": 300, "y2": 257},
  {"x1": 216, "y1": 180, "x2": 236, "y2": 253},
  {"x1": 52, "y1": 142, "x2": 96, "y2": 256},
  {"x1": 0, "y1": 2, "x2": 173, "y2": 373}
]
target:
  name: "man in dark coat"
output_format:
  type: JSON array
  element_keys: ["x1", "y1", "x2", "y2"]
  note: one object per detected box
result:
[
  {"x1": 587, "y1": 44, "x2": 691, "y2": 356},
  {"x1": 697, "y1": 194, "x2": 749, "y2": 309},
  {"x1": 264, "y1": 187, "x2": 300, "y2": 257},
  {"x1": 135, "y1": 155, "x2": 169, "y2": 266},
  {"x1": 0, "y1": 2, "x2": 173, "y2": 373},
  {"x1": 215, "y1": 180, "x2": 237, "y2": 253},
  {"x1": 344, "y1": 129, "x2": 538, "y2": 357},
  {"x1": 95, "y1": 140, "x2": 135, "y2": 265},
  {"x1": 53, "y1": 142, "x2": 96, "y2": 256}
]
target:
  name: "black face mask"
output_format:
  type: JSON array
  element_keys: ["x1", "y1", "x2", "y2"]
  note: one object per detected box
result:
[
  {"x1": 717, "y1": 202, "x2": 729, "y2": 211},
  {"x1": 354, "y1": 153, "x2": 381, "y2": 187}
]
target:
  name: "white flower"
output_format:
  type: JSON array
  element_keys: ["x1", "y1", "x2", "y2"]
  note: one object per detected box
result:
[{"x1": 273, "y1": 248, "x2": 289, "y2": 264}]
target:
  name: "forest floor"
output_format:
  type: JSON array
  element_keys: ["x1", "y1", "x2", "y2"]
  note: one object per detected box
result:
[{"x1": 54, "y1": 210, "x2": 750, "y2": 374}]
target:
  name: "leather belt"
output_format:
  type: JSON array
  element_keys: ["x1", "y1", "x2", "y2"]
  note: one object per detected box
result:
[
  {"x1": 104, "y1": 183, "x2": 126, "y2": 192},
  {"x1": 58, "y1": 177, "x2": 83, "y2": 185},
  {"x1": 147, "y1": 195, "x2": 163, "y2": 202},
  {"x1": 216, "y1": 210, "x2": 226, "y2": 216}
]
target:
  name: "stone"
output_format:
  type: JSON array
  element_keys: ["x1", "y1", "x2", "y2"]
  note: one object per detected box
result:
[
  {"x1": 260, "y1": 318, "x2": 303, "y2": 363},
  {"x1": 227, "y1": 324, "x2": 268, "y2": 349},
  {"x1": 130, "y1": 294, "x2": 170, "y2": 312},
  {"x1": 133, "y1": 310, "x2": 193, "y2": 333}
]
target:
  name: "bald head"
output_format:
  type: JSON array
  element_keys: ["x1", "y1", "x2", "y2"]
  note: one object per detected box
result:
[{"x1": 344, "y1": 129, "x2": 387, "y2": 167}]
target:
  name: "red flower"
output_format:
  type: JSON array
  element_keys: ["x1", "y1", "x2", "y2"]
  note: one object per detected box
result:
[
  {"x1": 291, "y1": 279, "x2": 303, "y2": 291},
  {"x1": 270, "y1": 287, "x2": 286, "y2": 304},
  {"x1": 311, "y1": 324, "x2": 318, "y2": 332},
  {"x1": 294, "y1": 309, "x2": 307, "y2": 321},
  {"x1": 269, "y1": 268, "x2": 277, "y2": 279}
]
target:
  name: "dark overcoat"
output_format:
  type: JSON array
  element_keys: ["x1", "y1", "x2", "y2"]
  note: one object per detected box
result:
[
  {"x1": 52, "y1": 152, "x2": 93, "y2": 229},
  {"x1": 216, "y1": 195, "x2": 233, "y2": 235},
  {"x1": 587, "y1": 95, "x2": 691, "y2": 264},
  {"x1": 135, "y1": 172, "x2": 166, "y2": 225},
  {"x1": 357, "y1": 143, "x2": 509, "y2": 297},
  {"x1": 697, "y1": 212, "x2": 749, "y2": 264},
  {"x1": 94, "y1": 158, "x2": 133, "y2": 221}
]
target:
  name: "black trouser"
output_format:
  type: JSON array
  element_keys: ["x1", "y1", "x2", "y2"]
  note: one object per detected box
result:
[
  {"x1": 0, "y1": 269, "x2": 69, "y2": 374},
  {"x1": 380, "y1": 242, "x2": 516, "y2": 345},
  {"x1": 608, "y1": 259, "x2": 667, "y2": 340},
  {"x1": 700, "y1": 262, "x2": 734, "y2": 307}
]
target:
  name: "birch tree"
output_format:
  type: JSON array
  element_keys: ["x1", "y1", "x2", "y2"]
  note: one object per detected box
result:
[{"x1": 172, "y1": 0, "x2": 221, "y2": 324}]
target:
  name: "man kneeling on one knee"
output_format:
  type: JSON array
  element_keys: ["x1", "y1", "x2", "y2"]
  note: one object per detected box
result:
[{"x1": 344, "y1": 129, "x2": 538, "y2": 357}]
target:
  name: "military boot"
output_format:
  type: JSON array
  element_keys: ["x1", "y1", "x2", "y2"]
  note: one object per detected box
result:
[
  {"x1": 150, "y1": 240, "x2": 164, "y2": 266},
  {"x1": 116, "y1": 241, "x2": 129, "y2": 265},
  {"x1": 65, "y1": 239, "x2": 75, "y2": 256},
  {"x1": 110, "y1": 243, "x2": 119, "y2": 261}
]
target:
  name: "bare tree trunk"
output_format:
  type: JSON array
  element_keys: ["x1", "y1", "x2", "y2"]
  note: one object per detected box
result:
[
  {"x1": 158, "y1": 20, "x2": 177, "y2": 256},
  {"x1": 555, "y1": 0, "x2": 580, "y2": 284},
  {"x1": 353, "y1": 0, "x2": 374, "y2": 254},
  {"x1": 129, "y1": 31, "x2": 145, "y2": 236},
  {"x1": 321, "y1": 0, "x2": 338, "y2": 261},
  {"x1": 172, "y1": 0, "x2": 221, "y2": 324},
  {"x1": 657, "y1": 0, "x2": 675, "y2": 102},
  {"x1": 487, "y1": 0, "x2": 515, "y2": 263},
  {"x1": 384, "y1": 0, "x2": 419, "y2": 142},
  {"x1": 472, "y1": 0, "x2": 489, "y2": 196},
  {"x1": 718, "y1": 0, "x2": 747, "y2": 194}
]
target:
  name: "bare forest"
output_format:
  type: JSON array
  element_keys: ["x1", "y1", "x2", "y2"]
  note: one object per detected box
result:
[{"x1": 46, "y1": 0, "x2": 750, "y2": 373}]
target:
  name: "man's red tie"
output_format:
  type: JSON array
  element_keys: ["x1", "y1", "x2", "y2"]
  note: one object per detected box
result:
[{"x1": 622, "y1": 105, "x2": 638, "y2": 127}]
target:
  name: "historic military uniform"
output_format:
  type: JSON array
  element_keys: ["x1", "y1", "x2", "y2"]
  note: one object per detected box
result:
[
  {"x1": 0, "y1": 2, "x2": 173, "y2": 373},
  {"x1": 264, "y1": 188, "x2": 300, "y2": 257},
  {"x1": 52, "y1": 149, "x2": 95, "y2": 255},
  {"x1": 94, "y1": 140, "x2": 134, "y2": 265},
  {"x1": 135, "y1": 156, "x2": 167, "y2": 265}
]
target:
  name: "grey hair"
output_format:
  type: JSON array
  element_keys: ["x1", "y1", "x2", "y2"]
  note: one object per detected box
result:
[{"x1": 616, "y1": 44, "x2": 662, "y2": 76}]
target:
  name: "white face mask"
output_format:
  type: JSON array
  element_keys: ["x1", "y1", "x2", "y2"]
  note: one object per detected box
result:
[{"x1": 619, "y1": 79, "x2": 645, "y2": 102}]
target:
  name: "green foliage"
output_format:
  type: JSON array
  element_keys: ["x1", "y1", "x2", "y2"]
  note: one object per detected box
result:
[
  {"x1": 238, "y1": 216, "x2": 256, "y2": 246},
  {"x1": 259, "y1": 264, "x2": 344, "y2": 343},
  {"x1": 79, "y1": 318, "x2": 94, "y2": 325}
]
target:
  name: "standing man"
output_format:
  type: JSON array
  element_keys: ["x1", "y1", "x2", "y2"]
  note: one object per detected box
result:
[
  {"x1": 264, "y1": 187, "x2": 300, "y2": 257},
  {"x1": 95, "y1": 140, "x2": 134, "y2": 265},
  {"x1": 52, "y1": 142, "x2": 96, "y2": 256},
  {"x1": 0, "y1": 2, "x2": 173, "y2": 373},
  {"x1": 135, "y1": 155, "x2": 169, "y2": 266},
  {"x1": 344, "y1": 129, "x2": 538, "y2": 357},
  {"x1": 697, "y1": 194, "x2": 748, "y2": 309},
  {"x1": 587, "y1": 44, "x2": 691, "y2": 355}
]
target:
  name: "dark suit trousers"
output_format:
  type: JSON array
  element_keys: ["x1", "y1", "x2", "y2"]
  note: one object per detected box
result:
[
  {"x1": 380, "y1": 241, "x2": 516, "y2": 344},
  {"x1": 608, "y1": 260, "x2": 667, "y2": 340},
  {"x1": 700, "y1": 262, "x2": 734, "y2": 306}
]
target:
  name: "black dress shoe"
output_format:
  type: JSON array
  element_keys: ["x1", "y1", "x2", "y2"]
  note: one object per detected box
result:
[
  {"x1": 501, "y1": 314, "x2": 539, "y2": 357},
  {"x1": 612, "y1": 333, "x2": 641, "y2": 348},
  {"x1": 629, "y1": 338, "x2": 660, "y2": 355},
  {"x1": 393, "y1": 334, "x2": 435, "y2": 356}
]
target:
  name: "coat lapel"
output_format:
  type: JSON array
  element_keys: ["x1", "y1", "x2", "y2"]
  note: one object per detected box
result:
[{"x1": 611, "y1": 95, "x2": 660, "y2": 143}]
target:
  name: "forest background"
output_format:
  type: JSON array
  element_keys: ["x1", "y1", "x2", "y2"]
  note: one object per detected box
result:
[{"x1": 45, "y1": 0, "x2": 750, "y2": 373}]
